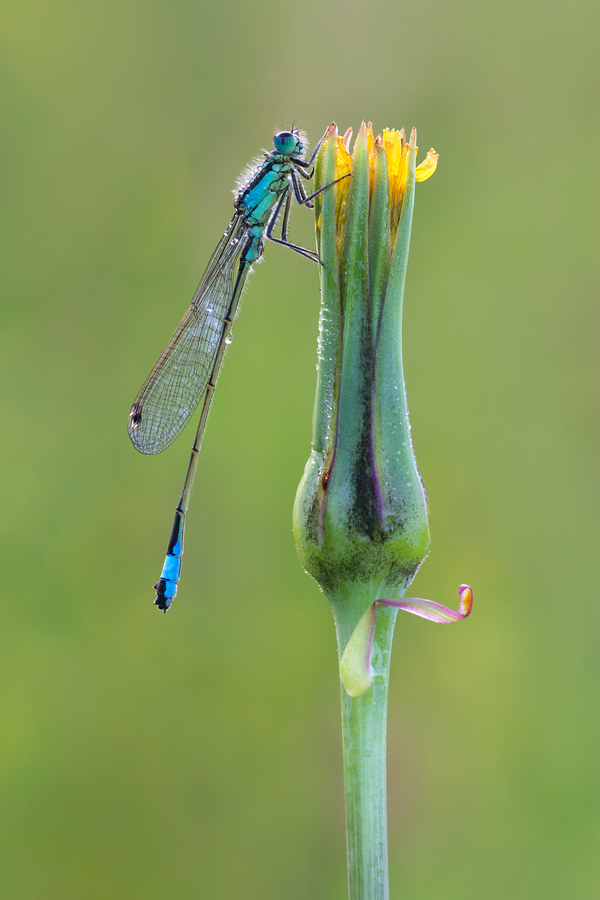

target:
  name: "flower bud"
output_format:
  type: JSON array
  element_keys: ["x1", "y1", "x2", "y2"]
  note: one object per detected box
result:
[{"x1": 294, "y1": 122, "x2": 438, "y2": 603}]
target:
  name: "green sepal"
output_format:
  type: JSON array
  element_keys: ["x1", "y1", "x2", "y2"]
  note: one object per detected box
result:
[
  {"x1": 323, "y1": 122, "x2": 379, "y2": 548},
  {"x1": 293, "y1": 129, "x2": 340, "y2": 554},
  {"x1": 368, "y1": 140, "x2": 391, "y2": 339},
  {"x1": 339, "y1": 602, "x2": 377, "y2": 697},
  {"x1": 372, "y1": 130, "x2": 430, "y2": 593}
]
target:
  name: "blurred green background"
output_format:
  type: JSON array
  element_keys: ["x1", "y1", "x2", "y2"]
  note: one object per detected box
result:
[{"x1": 1, "y1": 0, "x2": 598, "y2": 896}]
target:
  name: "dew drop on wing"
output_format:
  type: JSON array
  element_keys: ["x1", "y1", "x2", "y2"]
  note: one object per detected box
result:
[{"x1": 225, "y1": 334, "x2": 233, "y2": 345}]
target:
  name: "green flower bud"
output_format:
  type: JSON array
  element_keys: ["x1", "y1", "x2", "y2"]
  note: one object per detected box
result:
[{"x1": 294, "y1": 122, "x2": 438, "y2": 604}]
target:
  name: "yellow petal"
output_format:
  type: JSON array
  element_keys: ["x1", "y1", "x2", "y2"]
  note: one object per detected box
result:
[
  {"x1": 333, "y1": 134, "x2": 353, "y2": 252},
  {"x1": 415, "y1": 148, "x2": 439, "y2": 182}
]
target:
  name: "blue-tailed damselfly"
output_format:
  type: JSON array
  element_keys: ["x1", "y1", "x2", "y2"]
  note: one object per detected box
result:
[{"x1": 128, "y1": 128, "x2": 338, "y2": 611}]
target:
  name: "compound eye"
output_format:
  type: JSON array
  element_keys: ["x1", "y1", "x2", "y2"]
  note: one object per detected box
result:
[{"x1": 273, "y1": 131, "x2": 297, "y2": 154}]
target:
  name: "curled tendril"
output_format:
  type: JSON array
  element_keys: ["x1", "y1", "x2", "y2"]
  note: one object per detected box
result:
[{"x1": 340, "y1": 586, "x2": 473, "y2": 697}]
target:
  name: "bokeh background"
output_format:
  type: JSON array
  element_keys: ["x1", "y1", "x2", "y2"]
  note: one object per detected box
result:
[{"x1": 1, "y1": 0, "x2": 599, "y2": 896}]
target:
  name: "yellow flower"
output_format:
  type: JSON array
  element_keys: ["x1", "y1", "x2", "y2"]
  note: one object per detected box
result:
[{"x1": 318, "y1": 122, "x2": 438, "y2": 248}]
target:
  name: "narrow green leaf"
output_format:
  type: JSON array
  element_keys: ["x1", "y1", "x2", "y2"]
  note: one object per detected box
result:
[{"x1": 339, "y1": 602, "x2": 377, "y2": 697}]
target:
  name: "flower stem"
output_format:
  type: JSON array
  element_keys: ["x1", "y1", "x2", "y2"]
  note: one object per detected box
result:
[{"x1": 332, "y1": 587, "x2": 400, "y2": 900}]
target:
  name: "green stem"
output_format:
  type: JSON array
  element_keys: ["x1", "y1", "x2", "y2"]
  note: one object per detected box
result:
[{"x1": 332, "y1": 587, "x2": 400, "y2": 900}]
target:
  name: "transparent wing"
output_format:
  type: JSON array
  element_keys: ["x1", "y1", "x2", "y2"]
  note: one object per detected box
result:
[{"x1": 128, "y1": 215, "x2": 249, "y2": 455}]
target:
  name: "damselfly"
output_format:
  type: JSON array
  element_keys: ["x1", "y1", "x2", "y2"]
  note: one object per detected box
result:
[{"x1": 128, "y1": 127, "x2": 339, "y2": 611}]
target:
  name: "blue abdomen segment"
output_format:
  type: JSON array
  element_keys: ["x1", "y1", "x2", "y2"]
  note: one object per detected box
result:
[
  {"x1": 241, "y1": 226, "x2": 265, "y2": 265},
  {"x1": 154, "y1": 509, "x2": 185, "y2": 612}
]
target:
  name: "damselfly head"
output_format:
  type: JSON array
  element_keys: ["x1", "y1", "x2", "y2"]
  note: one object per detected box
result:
[{"x1": 273, "y1": 130, "x2": 304, "y2": 157}]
